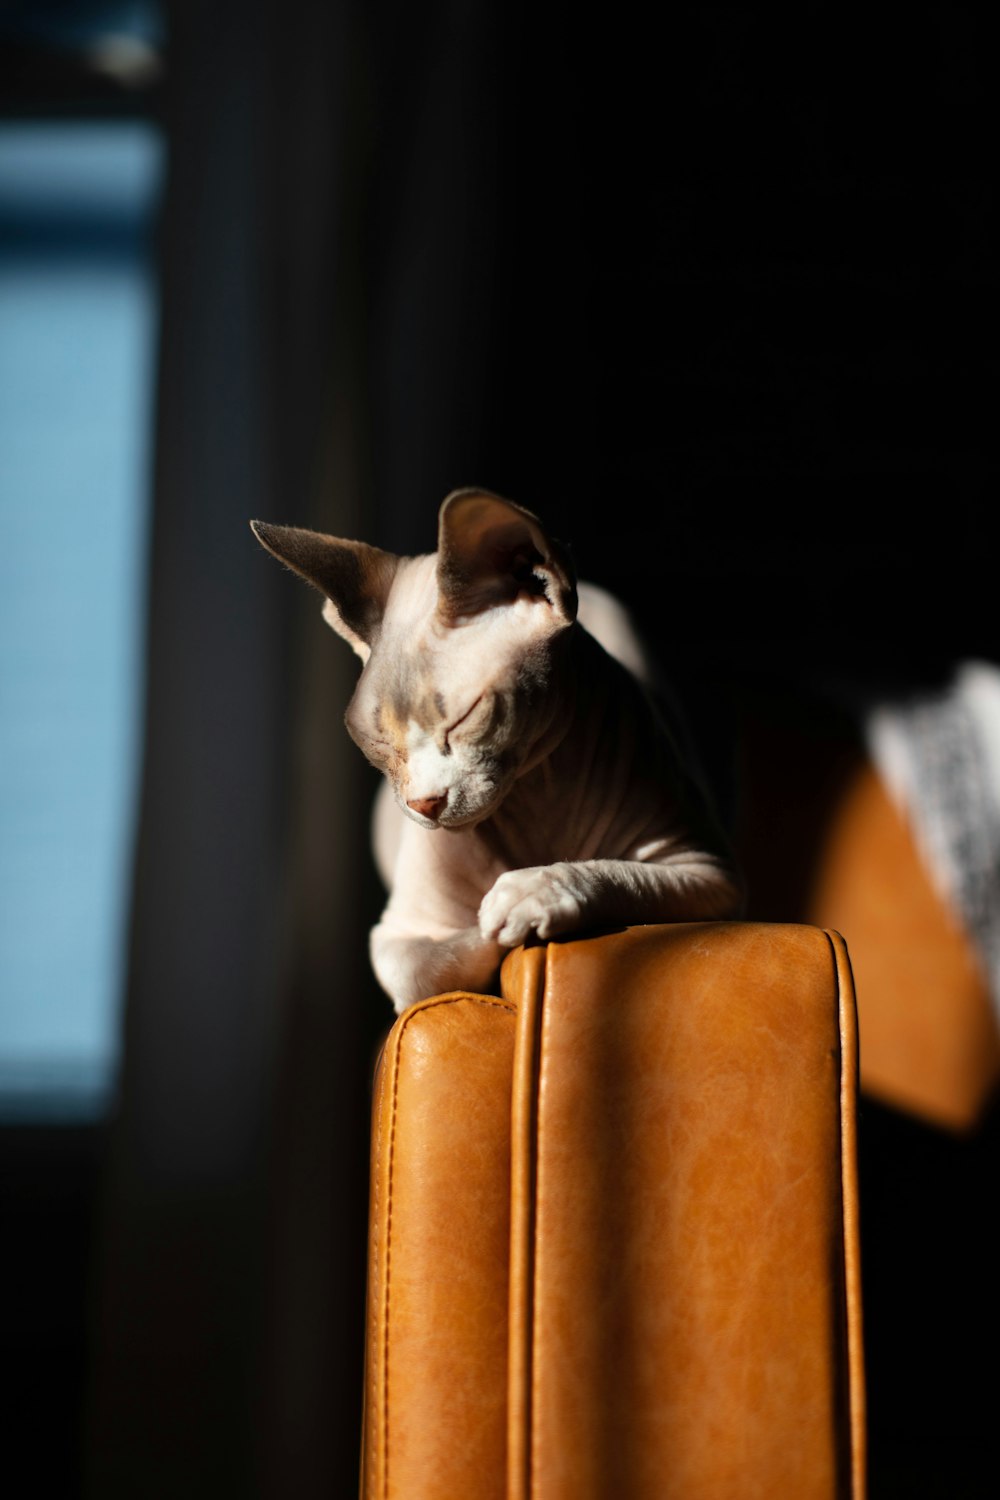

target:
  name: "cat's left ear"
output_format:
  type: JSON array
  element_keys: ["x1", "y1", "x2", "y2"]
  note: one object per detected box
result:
[{"x1": 436, "y1": 489, "x2": 577, "y2": 625}]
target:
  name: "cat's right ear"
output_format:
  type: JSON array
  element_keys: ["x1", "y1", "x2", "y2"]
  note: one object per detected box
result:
[{"x1": 250, "y1": 521, "x2": 398, "y2": 661}]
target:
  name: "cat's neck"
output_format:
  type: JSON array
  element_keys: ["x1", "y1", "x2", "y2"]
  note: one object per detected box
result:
[
  {"x1": 472, "y1": 623, "x2": 653, "y2": 866},
  {"x1": 509, "y1": 618, "x2": 605, "y2": 777}
]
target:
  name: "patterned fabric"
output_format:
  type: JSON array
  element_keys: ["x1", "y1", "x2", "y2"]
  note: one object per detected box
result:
[{"x1": 866, "y1": 662, "x2": 1000, "y2": 1013}]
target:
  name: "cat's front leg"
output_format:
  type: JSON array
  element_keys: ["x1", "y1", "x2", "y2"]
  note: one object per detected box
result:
[
  {"x1": 370, "y1": 919, "x2": 505, "y2": 1015},
  {"x1": 478, "y1": 853, "x2": 742, "y2": 947}
]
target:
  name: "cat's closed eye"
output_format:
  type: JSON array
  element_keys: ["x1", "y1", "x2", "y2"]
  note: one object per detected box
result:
[{"x1": 443, "y1": 695, "x2": 487, "y2": 749}]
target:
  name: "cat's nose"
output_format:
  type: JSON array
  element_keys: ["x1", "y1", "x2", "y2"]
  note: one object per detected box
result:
[{"x1": 407, "y1": 793, "x2": 448, "y2": 821}]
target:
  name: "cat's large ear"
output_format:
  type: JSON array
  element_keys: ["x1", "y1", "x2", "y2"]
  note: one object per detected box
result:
[
  {"x1": 250, "y1": 520, "x2": 398, "y2": 660},
  {"x1": 436, "y1": 489, "x2": 577, "y2": 625}
]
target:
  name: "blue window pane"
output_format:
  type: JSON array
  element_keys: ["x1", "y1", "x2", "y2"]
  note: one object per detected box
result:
[{"x1": 0, "y1": 120, "x2": 163, "y2": 1120}]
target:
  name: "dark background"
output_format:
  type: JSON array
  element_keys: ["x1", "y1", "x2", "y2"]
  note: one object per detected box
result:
[{"x1": 2, "y1": 3, "x2": 998, "y2": 1496}]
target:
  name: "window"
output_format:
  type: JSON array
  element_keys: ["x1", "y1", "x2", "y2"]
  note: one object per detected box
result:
[{"x1": 0, "y1": 6, "x2": 163, "y2": 1119}]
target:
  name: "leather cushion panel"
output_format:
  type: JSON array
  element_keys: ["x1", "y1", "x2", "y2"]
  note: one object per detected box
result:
[
  {"x1": 806, "y1": 757, "x2": 1000, "y2": 1131},
  {"x1": 362, "y1": 994, "x2": 516, "y2": 1500},
  {"x1": 505, "y1": 923, "x2": 863, "y2": 1500}
]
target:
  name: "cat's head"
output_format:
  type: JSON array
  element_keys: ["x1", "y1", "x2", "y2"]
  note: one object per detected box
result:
[{"x1": 251, "y1": 489, "x2": 577, "y2": 828}]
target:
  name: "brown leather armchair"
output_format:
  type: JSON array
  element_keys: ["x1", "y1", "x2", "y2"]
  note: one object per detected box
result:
[{"x1": 361, "y1": 922, "x2": 866, "y2": 1499}]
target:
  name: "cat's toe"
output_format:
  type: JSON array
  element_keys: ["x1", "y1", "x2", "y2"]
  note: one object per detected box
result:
[
  {"x1": 478, "y1": 893, "x2": 509, "y2": 943},
  {"x1": 496, "y1": 905, "x2": 541, "y2": 946},
  {"x1": 479, "y1": 865, "x2": 583, "y2": 946},
  {"x1": 478, "y1": 871, "x2": 525, "y2": 943}
]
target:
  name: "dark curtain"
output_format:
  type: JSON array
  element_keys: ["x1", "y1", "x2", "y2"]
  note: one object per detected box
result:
[
  {"x1": 85, "y1": 3, "x2": 379, "y2": 1495},
  {"x1": 86, "y1": 4, "x2": 998, "y2": 1497}
]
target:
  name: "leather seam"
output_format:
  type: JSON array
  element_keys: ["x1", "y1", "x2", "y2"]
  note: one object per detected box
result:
[
  {"x1": 825, "y1": 928, "x2": 866, "y2": 1500},
  {"x1": 824, "y1": 927, "x2": 849, "y2": 1499},
  {"x1": 370, "y1": 1038, "x2": 386, "y2": 1495},
  {"x1": 379, "y1": 993, "x2": 516, "y2": 1500},
  {"x1": 529, "y1": 948, "x2": 551, "y2": 1498}
]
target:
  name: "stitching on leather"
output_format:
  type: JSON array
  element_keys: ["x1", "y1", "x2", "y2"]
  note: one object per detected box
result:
[
  {"x1": 377, "y1": 1020, "x2": 395, "y2": 1500},
  {"x1": 379, "y1": 993, "x2": 516, "y2": 1499},
  {"x1": 370, "y1": 1044, "x2": 385, "y2": 1493},
  {"x1": 827, "y1": 927, "x2": 851, "y2": 1495},
  {"x1": 529, "y1": 951, "x2": 550, "y2": 1497}
]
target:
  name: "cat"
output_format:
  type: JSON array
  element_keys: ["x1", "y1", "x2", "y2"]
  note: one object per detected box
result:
[{"x1": 251, "y1": 489, "x2": 743, "y2": 1012}]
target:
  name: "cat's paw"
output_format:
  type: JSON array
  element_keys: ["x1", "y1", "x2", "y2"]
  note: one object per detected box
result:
[
  {"x1": 371, "y1": 923, "x2": 504, "y2": 1013},
  {"x1": 479, "y1": 863, "x2": 588, "y2": 947}
]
